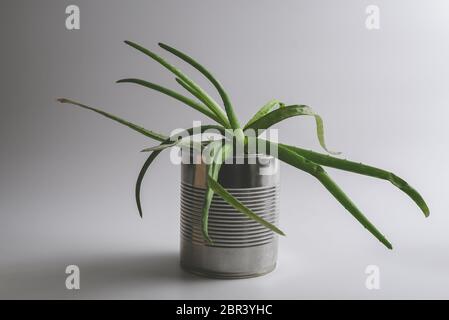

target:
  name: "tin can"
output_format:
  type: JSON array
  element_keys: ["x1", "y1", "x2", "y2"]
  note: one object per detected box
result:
[{"x1": 180, "y1": 154, "x2": 280, "y2": 279}]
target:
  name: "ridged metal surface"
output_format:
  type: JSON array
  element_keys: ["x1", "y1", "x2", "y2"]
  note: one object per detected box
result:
[
  {"x1": 179, "y1": 155, "x2": 280, "y2": 278},
  {"x1": 180, "y1": 183, "x2": 279, "y2": 248}
]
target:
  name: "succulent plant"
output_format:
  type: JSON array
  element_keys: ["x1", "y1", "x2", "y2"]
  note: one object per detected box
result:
[{"x1": 58, "y1": 41, "x2": 429, "y2": 249}]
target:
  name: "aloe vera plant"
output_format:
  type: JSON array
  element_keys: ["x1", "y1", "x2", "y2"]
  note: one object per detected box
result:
[{"x1": 57, "y1": 41, "x2": 429, "y2": 249}]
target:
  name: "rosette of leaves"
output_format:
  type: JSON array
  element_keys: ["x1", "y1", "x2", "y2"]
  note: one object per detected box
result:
[{"x1": 58, "y1": 41, "x2": 429, "y2": 249}]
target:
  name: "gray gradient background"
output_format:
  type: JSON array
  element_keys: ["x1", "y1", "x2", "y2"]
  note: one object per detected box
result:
[{"x1": 0, "y1": 0, "x2": 448, "y2": 299}]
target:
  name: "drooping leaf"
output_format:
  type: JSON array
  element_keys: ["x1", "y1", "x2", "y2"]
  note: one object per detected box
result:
[
  {"x1": 208, "y1": 176, "x2": 286, "y2": 237},
  {"x1": 159, "y1": 42, "x2": 241, "y2": 129},
  {"x1": 57, "y1": 98, "x2": 168, "y2": 141},
  {"x1": 124, "y1": 40, "x2": 230, "y2": 126},
  {"x1": 116, "y1": 78, "x2": 225, "y2": 126},
  {"x1": 246, "y1": 104, "x2": 340, "y2": 155},
  {"x1": 258, "y1": 138, "x2": 392, "y2": 249},
  {"x1": 279, "y1": 143, "x2": 429, "y2": 217},
  {"x1": 135, "y1": 148, "x2": 164, "y2": 217}
]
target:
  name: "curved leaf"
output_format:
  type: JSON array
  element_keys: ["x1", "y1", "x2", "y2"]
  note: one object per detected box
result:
[
  {"x1": 135, "y1": 148, "x2": 164, "y2": 217},
  {"x1": 57, "y1": 98, "x2": 167, "y2": 142},
  {"x1": 246, "y1": 104, "x2": 340, "y2": 155},
  {"x1": 159, "y1": 42, "x2": 240, "y2": 129},
  {"x1": 124, "y1": 40, "x2": 229, "y2": 126},
  {"x1": 279, "y1": 143, "x2": 429, "y2": 217},
  {"x1": 258, "y1": 138, "x2": 392, "y2": 249}
]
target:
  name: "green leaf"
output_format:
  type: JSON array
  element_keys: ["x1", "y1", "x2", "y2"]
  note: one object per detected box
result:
[
  {"x1": 246, "y1": 104, "x2": 340, "y2": 155},
  {"x1": 245, "y1": 99, "x2": 281, "y2": 128},
  {"x1": 140, "y1": 142, "x2": 178, "y2": 152},
  {"x1": 279, "y1": 143, "x2": 430, "y2": 217},
  {"x1": 200, "y1": 141, "x2": 230, "y2": 242},
  {"x1": 56, "y1": 98, "x2": 168, "y2": 142},
  {"x1": 124, "y1": 40, "x2": 230, "y2": 127},
  {"x1": 259, "y1": 138, "x2": 392, "y2": 249},
  {"x1": 141, "y1": 135, "x2": 211, "y2": 153},
  {"x1": 207, "y1": 176, "x2": 285, "y2": 236},
  {"x1": 135, "y1": 148, "x2": 164, "y2": 217},
  {"x1": 136, "y1": 125, "x2": 226, "y2": 218},
  {"x1": 173, "y1": 77, "x2": 228, "y2": 126},
  {"x1": 116, "y1": 78, "x2": 226, "y2": 126},
  {"x1": 159, "y1": 42, "x2": 241, "y2": 129}
]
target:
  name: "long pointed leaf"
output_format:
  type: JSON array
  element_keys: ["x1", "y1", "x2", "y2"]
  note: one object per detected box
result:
[
  {"x1": 280, "y1": 143, "x2": 429, "y2": 217},
  {"x1": 57, "y1": 98, "x2": 168, "y2": 142},
  {"x1": 135, "y1": 149, "x2": 164, "y2": 217},
  {"x1": 159, "y1": 42, "x2": 241, "y2": 129},
  {"x1": 200, "y1": 141, "x2": 230, "y2": 242},
  {"x1": 261, "y1": 139, "x2": 392, "y2": 249},
  {"x1": 312, "y1": 167, "x2": 393, "y2": 249},
  {"x1": 124, "y1": 40, "x2": 229, "y2": 126},
  {"x1": 116, "y1": 78, "x2": 225, "y2": 126},
  {"x1": 246, "y1": 104, "x2": 340, "y2": 155},
  {"x1": 208, "y1": 177, "x2": 285, "y2": 236}
]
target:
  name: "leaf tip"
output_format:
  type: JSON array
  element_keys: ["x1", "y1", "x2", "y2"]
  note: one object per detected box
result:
[
  {"x1": 383, "y1": 239, "x2": 393, "y2": 250},
  {"x1": 124, "y1": 40, "x2": 140, "y2": 50},
  {"x1": 322, "y1": 145, "x2": 341, "y2": 156},
  {"x1": 136, "y1": 201, "x2": 143, "y2": 218},
  {"x1": 202, "y1": 231, "x2": 213, "y2": 244}
]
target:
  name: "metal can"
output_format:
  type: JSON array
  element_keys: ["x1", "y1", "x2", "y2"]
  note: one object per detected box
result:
[{"x1": 180, "y1": 154, "x2": 280, "y2": 279}]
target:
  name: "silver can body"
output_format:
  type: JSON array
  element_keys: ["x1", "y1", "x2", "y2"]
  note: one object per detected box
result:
[{"x1": 180, "y1": 155, "x2": 280, "y2": 279}]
